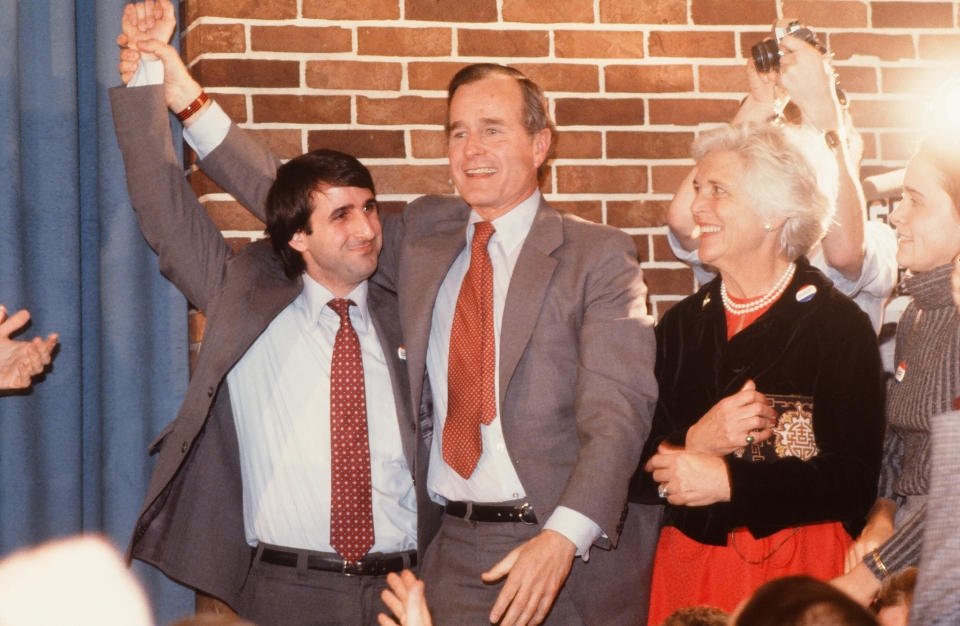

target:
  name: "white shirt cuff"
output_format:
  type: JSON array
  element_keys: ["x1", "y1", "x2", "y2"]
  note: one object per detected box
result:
[
  {"x1": 128, "y1": 58, "x2": 164, "y2": 87},
  {"x1": 183, "y1": 101, "x2": 231, "y2": 160},
  {"x1": 542, "y1": 506, "x2": 604, "y2": 562},
  {"x1": 127, "y1": 58, "x2": 229, "y2": 160}
]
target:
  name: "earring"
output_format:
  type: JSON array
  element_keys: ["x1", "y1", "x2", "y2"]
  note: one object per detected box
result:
[{"x1": 763, "y1": 222, "x2": 773, "y2": 232}]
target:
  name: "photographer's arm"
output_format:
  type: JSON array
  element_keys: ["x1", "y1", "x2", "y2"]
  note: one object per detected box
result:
[{"x1": 778, "y1": 35, "x2": 866, "y2": 281}]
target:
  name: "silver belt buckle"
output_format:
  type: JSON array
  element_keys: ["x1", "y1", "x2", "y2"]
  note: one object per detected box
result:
[{"x1": 519, "y1": 502, "x2": 536, "y2": 525}]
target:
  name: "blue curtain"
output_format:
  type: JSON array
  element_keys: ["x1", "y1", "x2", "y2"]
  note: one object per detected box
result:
[{"x1": 0, "y1": 1, "x2": 192, "y2": 622}]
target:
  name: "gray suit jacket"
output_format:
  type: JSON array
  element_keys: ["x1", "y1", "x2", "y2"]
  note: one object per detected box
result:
[
  {"x1": 198, "y1": 120, "x2": 661, "y2": 623},
  {"x1": 911, "y1": 410, "x2": 960, "y2": 625},
  {"x1": 110, "y1": 85, "x2": 419, "y2": 611}
]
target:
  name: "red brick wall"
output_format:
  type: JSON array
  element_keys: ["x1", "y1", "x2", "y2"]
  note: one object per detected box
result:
[{"x1": 180, "y1": 0, "x2": 960, "y2": 334}]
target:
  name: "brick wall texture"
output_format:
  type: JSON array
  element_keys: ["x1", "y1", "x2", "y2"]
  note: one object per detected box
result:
[{"x1": 179, "y1": 0, "x2": 960, "y2": 345}]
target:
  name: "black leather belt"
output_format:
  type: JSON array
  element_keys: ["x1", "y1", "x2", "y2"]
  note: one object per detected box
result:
[
  {"x1": 257, "y1": 547, "x2": 416, "y2": 576},
  {"x1": 444, "y1": 501, "x2": 538, "y2": 524}
]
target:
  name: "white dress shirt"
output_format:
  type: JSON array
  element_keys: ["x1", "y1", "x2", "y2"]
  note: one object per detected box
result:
[
  {"x1": 225, "y1": 269, "x2": 417, "y2": 553},
  {"x1": 425, "y1": 193, "x2": 602, "y2": 557}
]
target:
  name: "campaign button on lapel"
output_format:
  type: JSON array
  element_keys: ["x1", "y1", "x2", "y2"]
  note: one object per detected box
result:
[{"x1": 796, "y1": 284, "x2": 817, "y2": 302}]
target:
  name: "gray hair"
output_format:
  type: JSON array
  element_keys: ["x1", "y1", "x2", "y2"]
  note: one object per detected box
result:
[{"x1": 692, "y1": 122, "x2": 838, "y2": 261}]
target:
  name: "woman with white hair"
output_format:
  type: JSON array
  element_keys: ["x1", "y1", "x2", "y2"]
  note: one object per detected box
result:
[{"x1": 631, "y1": 121, "x2": 885, "y2": 622}]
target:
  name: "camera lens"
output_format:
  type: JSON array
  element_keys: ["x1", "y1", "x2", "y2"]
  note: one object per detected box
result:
[{"x1": 751, "y1": 38, "x2": 780, "y2": 73}]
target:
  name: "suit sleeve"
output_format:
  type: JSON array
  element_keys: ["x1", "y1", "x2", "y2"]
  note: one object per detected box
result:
[
  {"x1": 558, "y1": 231, "x2": 658, "y2": 546},
  {"x1": 110, "y1": 85, "x2": 232, "y2": 311},
  {"x1": 198, "y1": 123, "x2": 283, "y2": 224},
  {"x1": 910, "y1": 410, "x2": 960, "y2": 624}
]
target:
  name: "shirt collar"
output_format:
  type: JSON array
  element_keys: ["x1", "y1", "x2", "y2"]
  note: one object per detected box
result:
[
  {"x1": 466, "y1": 189, "x2": 541, "y2": 257},
  {"x1": 300, "y1": 274, "x2": 370, "y2": 331}
]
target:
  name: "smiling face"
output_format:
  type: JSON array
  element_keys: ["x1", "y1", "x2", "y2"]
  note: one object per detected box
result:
[
  {"x1": 288, "y1": 185, "x2": 382, "y2": 296},
  {"x1": 890, "y1": 156, "x2": 960, "y2": 273},
  {"x1": 447, "y1": 75, "x2": 551, "y2": 220},
  {"x1": 691, "y1": 150, "x2": 776, "y2": 276}
]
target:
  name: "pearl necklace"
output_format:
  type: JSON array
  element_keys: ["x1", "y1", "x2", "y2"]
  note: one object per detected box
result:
[{"x1": 721, "y1": 262, "x2": 796, "y2": 315}]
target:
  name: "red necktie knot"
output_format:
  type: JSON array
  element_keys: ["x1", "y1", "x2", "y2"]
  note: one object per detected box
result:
[
  {"x1": 328, "y1": 297, "x2": 356, "y2": 321},
  {"x1": 472, "y1": 220, "x2": 495, "y2": 251}
]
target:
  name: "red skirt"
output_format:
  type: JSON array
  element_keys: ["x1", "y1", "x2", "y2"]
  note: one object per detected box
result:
[{"x1": 647, "y1": 522, "x2": 851, "y2": 624}]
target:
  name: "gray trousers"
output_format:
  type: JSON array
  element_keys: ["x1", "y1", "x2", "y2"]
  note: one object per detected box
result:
[
  {"x1": 421, "y1": 502, "x2": 661, "y2": 626},
  {"x1": 421, "y1": 514, "x2": 586, "y2": 625},
  {"x1": 236, "y1": 546, "x2": 407, "y2": 626}
]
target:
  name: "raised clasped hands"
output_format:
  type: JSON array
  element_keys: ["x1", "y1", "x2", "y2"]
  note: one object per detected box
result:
[
  {"x1": 0, "y1": 305, "x2": 58, "y2": 391},
  {"x1": 684, "y1": 379, "x2": 777, "y2": 456},
  {"x1": 115, "y1": 1, "x2": 203, "y2": 116},
  {"x1": 118, "y1": 0, "x2": 176, "y2": 62}
]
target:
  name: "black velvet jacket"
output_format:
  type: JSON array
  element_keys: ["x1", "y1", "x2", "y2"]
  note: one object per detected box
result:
[{"x1": 630, "y1": 258, "x2": 885, "y2": 545}]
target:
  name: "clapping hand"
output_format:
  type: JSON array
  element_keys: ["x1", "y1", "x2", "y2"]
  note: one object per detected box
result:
[{"x1": 0, "y1": 306, "x2": 58, "y2": 391}]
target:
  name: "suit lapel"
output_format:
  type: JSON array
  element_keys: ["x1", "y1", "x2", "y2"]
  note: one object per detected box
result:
[
  {"x1": 499, "y1": 200, "x2": 562, "y2": 406},
  {"x1": 368, "y1": 284, "x2": 417, "y2": 470},
  {"x1": 203, "y1": 248, "x2": 302, "y2": 379}
]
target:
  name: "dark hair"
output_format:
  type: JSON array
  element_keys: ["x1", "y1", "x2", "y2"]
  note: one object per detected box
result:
[
  {"x1": 735, "y1": 576, "x2": 879, "y2": 626},
  {"x1": 265, "y1": 149, "x2": 376, "y2": 279},
  {"x1": 445, "y1": 63, "x2": 555, "y2": 178},
  {"x1": 662, "y1": 605, "x2": 729, "y2": 626},
  {"x1": 914, "y1": 132, "x2": 960, "y2": 215}
]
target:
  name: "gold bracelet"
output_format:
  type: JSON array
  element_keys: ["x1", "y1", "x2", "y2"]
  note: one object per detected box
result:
[
  {"x1": 175, "y1": 92, "x2": 210, "y2": 121},
  {"x1": 871, "y1": 548, "x2": 890, "y2": 578}
]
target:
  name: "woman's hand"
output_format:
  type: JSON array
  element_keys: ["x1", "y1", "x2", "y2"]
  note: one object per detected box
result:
[
  {"x1": 685, "y1": 380, "x2": 777, "y2": 456},
  {"x1": 844, "y1": 499, "x2": 897, "y2": 573},
  {"x1": 832, "y1": 562, "x2": 882, "y2": 607},
  {"x1": 646, "y1": 443, "x2": 732, "y2": 506}
]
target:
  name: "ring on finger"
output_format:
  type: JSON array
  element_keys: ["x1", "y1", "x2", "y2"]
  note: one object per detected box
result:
[
  {"x1": 658, "y1": 484, "x2": 669, "y2": 499},
  {"x1": 745, "y1": 434, "x2": 755, "y2": 445}
]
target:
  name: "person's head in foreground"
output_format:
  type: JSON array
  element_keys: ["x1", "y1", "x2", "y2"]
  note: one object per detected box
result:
[{"x1": 732, "y1": 575, "x2": 879, "y2": 626}]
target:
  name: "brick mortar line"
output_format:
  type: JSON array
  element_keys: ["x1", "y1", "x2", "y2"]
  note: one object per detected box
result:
[
  {"x1": 185, "y1": 51, "x2": 960, "y2": 63},
  {"x1": 201, "y1": 86, "x2": 948, "y2": 100},
  {"x1": 183, "y1": 15, "x2": 959, "y2": 33}
]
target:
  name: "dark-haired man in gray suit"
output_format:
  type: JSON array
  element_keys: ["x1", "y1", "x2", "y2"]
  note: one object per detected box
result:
[{"x1": 112, "y1": 6, "x2": 429, "y2": 622}]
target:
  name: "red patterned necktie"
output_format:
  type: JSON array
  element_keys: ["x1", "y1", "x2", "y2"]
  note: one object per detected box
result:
[
  {"x1": 328, "y1": 298, "x2": 374, "y2": 564},
  {"x1": 443, "y1": 221, "x2": 497, "y2": 479}
]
